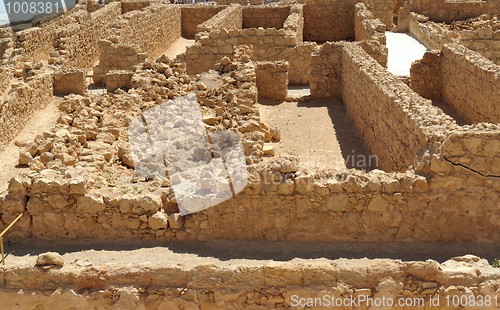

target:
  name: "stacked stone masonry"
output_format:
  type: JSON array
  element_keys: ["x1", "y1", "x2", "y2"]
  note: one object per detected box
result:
[
  {"x1": 217, "y1": 0, "x2": 264, "y2": 5},
  {"x1": 409, "y1": 13, "x2": 500, "y2": 65},
  {"x1": 181, "y1": 6, "x2": 225, "y2": 39},
  {"x1": 243, "y1": 6, "x2": 291, "y2": 30},
  {"x1": 354, "y1": 2, "x2": 388, "y2": 66},
  {"x1": 442, "y1": 44, "x2": 500, "y2": 124},
  {"x1": 50, "y1": 3, "x2": 122, "y2": 69},
  {"x1": 409, "y1": 50, "x2": 442, "y2": 100},
  {"x1": 196, "y1": 5, "x2": 243, "y2": 34},
  {"x1": 255, "y1": 61, "x2": 289, "y2": 101},
  {"x1": 0, "y1": 73, "x2": 53, "y2": 151},
  {"x1": 1, "y1": 258, "x2": 500, "y2": 308},
  {"x1": 399, "y1": 0, "x2": 500, "y2": 25},
  {"x1": 341, "y1": 43, "x2": 456, "y2": 172},
  {"x1": 94, "y1": 4, "x2": 181, "y2": 82}
]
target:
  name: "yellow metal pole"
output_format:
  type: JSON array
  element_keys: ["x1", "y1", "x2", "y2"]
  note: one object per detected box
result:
[
  {"x1": 0, "y1": 212, "x2": 24, "y2": 238},
  {"x1": 1, "y1": 236, "x2": 4, "y2": 266},
  {"x1": 0, "y1": 212, "x2": 24, "y2": 266}
]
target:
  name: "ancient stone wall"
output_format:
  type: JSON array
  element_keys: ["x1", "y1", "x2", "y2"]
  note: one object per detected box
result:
[
  {"x1": 409, "y1": 13, "x2": 499, "y2": 65},
  {"x1": 408, "y1": 13, "x2": 459, "y2": 50},
  {"x1": 440, "y1": 127, "x2": 500, "y2": 177},
  {"x1": 105, "y1": 70, "x2": 134, "y2": 92},
  {"x1": 13, "y1": 9, "x2": 87, "y2": 64},
  {"x1": 365, "y1": 0, "x2": 394, "y2": 29},
  {"x1": 217, "y1": 0, "x2": 264, "y2": 5},
  {"x1": 53, "y1": 69, "x2": 87, "y2": 96},
  {"x1": 410, "y1": 51, "x2": 442, "y2": 100},
  {"x1": 242, "y1": 6, "x2": 290, "y2": 30},
  {"x1": 51, "y1": 3, "x2": 122, "y2": 69},
  {"x1": 108, "y1": 4, "x2": 181, "y2": 60},
  {"x1": 354, "y1": 3, "x2": 386, "y2": 43},
  {"x1": 460, "y1": 25, "x2": 500, "y2": 66},
  {"x1": 1, "y1": 258, "x2": 499, "y2": 308},
  {"x1": 197, "y1": 4, "x2": 243, "y2": 34},
  {"x1": 0, "y1": 73, "x2": 53, "y2": 152},
  {"x1": 353, "y1": 2, "x2": 388, "y2": 66},
  {"x1": 94, "y1": 42, "x2": 146, "y2": 83},
  {"x1": 310, "y1": 42, "x2": 344, "y2": 98},
  {"x1": 399, "y1": 0, "x2": 499, "y2": 25},
  {"x1": 442, "y1": 44, "x2": 500, "y2": 124},
  {"x1": 341, "y1": 43, "x2": 455, "y2": 172},
  {"x1": 3, "y1": 153, "x2": 500, "y2": 242},
  {"x1": 297, "y1": 0, "x2": 358, "y2": 42},
  {"x1": 179, "y1": 28, "x2": 299, "y2": 75},
  {"x1": 280, "y1": 42, "x2": 317, "y2": 84},
  {"x1": 284, "y1": 4, "x2": 304, "y2": 44},
  {"x1": 255, "y1": 61, "x2": 289, "y2": 101},
  {"x1": 181, "y1": 6, "x2": 225, "y2": 39},
  {"x1": 94, "y1": 4, "x2": 181, "y2": 80},
  {"x1": 120, "y1": 0, "x2": 151, "y2": 13}
]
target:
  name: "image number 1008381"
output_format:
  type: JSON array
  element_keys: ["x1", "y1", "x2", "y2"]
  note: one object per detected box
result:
[{"x1": 2, "y1": 0, "x2": 76, "y2": 30}]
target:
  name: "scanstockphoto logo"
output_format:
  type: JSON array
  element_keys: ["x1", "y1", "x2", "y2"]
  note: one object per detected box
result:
[
  {"x1": 1, "y1": 0, "x2": 76, "y2": 31},
  {"x1": 128, "y1": 94, "x2": 248, "y2": 216}
]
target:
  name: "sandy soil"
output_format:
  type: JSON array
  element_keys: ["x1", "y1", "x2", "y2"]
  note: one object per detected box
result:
[
  {"x1": 162, "y1": 37, "x2": 195, "y2": 60},
  {"x1": 5, "y1": 239, "x2": 500, "y2": 268},
  {"x1": 257, "y1": 98, "x2": 375, "y2": 172},
  {"x1": 0, "y1": 99, "x2": 61, "y2": 194}
]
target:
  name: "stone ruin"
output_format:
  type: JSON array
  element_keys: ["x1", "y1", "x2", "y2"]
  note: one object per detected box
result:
[{"x1": 0, "y1": 0, "x2": 498, "y2": 308}]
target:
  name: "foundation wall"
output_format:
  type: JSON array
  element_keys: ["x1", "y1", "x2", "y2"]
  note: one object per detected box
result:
[
  {"x1": 2, "y1": 156, "x2": 499, "y2": 242},
  {"x1": 14, "y1": 10, "x2": 87, "y2": 64},
  {"x1": 400, "y1": 0, "x2": 500, "y2": 24},
  {"x1": 1, "y1": 259, "x2": 499, "y2": 308},
  {"x1": 409, "y1": 50, "x2": 442, "y2": 100},
  {"x1": 179, "y1": 28, "x2": 299, "y2": 75},
  {"x1": 52, "y1": 3, "x2": 122, "y2": 69},
  {"x1": 197, "y1": 5, "x2": 242, "y2": 34},
  {"x1": 298, "y1": 0, "x2": 358, "y2": 42},
  {"x1": 94, "y1": 5, "x2": 180, "y2": 80},
  {"x1": 181, "y1": 6, "x2": 225, "y2": 39},
  {"x1": 256, "y1": 61, "x2": 289, "y2": 101},
  {"x1": 354, "y1": 3, "x2": 386, "y2": 43},
  {"x1": 217, "y1": 0, "x2": 263, "y2": 5},
  {"x1": 460, "y1": 28, "x2": 500, "y2": 66},
  {"x1": 0, "y1": 73, "x2": 53, "y2": 152},
  {"x1": 242, "y1": 6, "x2": 290, "y2": 30},
  {"x1": 280, "y1": 42, "x2": 316, "y2": 84},
  {"x1": 408, "y1": 13, "x2": 459, "y2": 50},
  {"x1": 120, "y1": 0, "x2": 151, "y2": 13},
  {"x1": 341, "y1": 43, "x2": 455, "y2": 172},
  {"x1": 441, "y1": 44, "x2": 500, "y2": 124},
  {"x1": 108, "y1": 4, "x2": 181, "y2": 60},
  {"x1": 310, "y1": 42, "x2": 344, "y2": 98}
]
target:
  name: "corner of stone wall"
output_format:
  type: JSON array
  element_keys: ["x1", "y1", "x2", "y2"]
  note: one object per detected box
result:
[
  {"x1": 255, "y1": 61, "x2": 289, "y2": 101},
  {"x1": 310, "y1": 42, "x2": 345, "y2": 99},
  {"x1": 53, "y1": 69, "x2": 87, "y2": 96},
  {"x1": 410, "y1": 50, "x2": 442, "y2": 100}
]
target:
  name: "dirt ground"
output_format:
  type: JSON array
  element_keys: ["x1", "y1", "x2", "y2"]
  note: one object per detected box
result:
[
  {"x1": 257, "y1": 96, "x2": 375, "y2": 173},
  {"x1": 162, "y1": 37, "x2": 195, "y2": 60},
  {"x1": 4, "y1": 239, "x2": 500, "y2": 269}
]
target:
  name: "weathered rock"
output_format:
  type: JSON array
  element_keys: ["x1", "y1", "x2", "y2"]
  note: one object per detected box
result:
[{"x1": 36, "y1": 252, "x2": 64, "y2": 267}]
